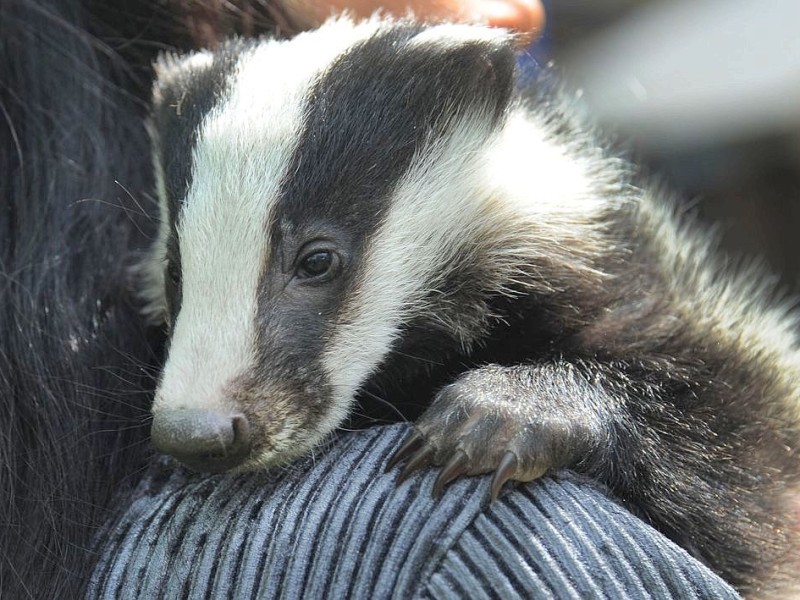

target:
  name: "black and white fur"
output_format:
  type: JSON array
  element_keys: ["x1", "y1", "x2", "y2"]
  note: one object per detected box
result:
[{"x1": 145, "y1": 17, "x2": 800, "y2": 596}]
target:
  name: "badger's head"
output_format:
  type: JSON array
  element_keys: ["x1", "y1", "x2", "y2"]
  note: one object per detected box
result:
[{"x1": 144, "y1": 17, "x2": 602, "y2": 472}]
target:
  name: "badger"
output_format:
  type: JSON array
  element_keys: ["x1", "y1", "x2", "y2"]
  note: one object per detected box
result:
[{"x1": 143, "y1": 16, "x2": 800, "y2": 596}]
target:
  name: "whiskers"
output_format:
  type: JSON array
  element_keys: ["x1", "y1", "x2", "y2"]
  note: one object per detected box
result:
[{"x1": 347, "y1": 387, "x2": 409, "y2": 428}]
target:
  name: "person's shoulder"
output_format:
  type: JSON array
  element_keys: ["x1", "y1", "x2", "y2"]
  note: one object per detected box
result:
[{"x1": 89, "y1": 425, "x2": 739, "y2": 599}]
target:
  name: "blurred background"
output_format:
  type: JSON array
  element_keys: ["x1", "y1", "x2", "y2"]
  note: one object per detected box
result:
[{"x1": 534, "y1": 0, "x2": 800, "y2": 295}]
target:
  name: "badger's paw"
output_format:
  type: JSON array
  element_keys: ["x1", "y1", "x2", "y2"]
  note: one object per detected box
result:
[{"x1": 385, "y1": 364, "x2": 609, "y2": 502}]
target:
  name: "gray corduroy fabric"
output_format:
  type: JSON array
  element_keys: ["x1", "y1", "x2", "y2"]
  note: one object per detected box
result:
[{"x1": 89, "y1": 424, "x2": 740, "y2": 599}]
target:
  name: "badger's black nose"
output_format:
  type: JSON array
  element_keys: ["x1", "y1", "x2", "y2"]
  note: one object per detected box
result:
[{"x1": 151, "y1": 409, "x2": 251, "y2": 473}]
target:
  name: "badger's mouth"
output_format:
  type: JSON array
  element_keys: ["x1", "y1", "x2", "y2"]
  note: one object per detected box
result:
[{"x1": 150, "y1": 384, "x2": 346, "y2": 474}]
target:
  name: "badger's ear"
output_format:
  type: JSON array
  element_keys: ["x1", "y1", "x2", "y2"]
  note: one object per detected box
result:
[
  {"x1": 152, "y1": 50, "x2": 216, "y2": 108},
  {"x1": 151, "y1": 39, "x2": 257, "y2": 129},
  {"x1": 149, "y1": 45, "x2": 240, "y2": 214},
  {"x1": 403, "y1": 23, "x2": 517, "y2": 121}
]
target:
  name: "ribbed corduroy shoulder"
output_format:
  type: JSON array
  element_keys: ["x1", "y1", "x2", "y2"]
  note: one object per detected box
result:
[{"x1": 88, "y1": 425, "x2": 739, "y2": 599}]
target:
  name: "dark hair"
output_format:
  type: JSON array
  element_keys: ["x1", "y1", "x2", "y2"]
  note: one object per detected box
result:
[{"x1": 0, "y1": 0, "x2": 291, "y2": 595}]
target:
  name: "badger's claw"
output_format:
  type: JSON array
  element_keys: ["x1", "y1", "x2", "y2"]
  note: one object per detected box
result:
[
  {"x1": 490, "y1": 451, "x2": 518, "y2": 503},
  {"x1": 385, "y1": 430, "x2": 424, "y2": 472},
  {"x1": 433, "y1": 449, "x2": 470, "y2": 498},
  {"x1": 397, "y1": 444, "x2": 434, "y2": 484},
  {"x1": 388, "y1": 365, "x2": 605, "y2": 502}
]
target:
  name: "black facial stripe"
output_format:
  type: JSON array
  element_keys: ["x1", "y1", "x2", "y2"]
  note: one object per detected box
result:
[{"x1": 274, "y1": 25, "x2": 516, "y2": 233}]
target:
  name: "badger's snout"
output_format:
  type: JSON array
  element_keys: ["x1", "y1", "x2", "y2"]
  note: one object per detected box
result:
[{"x1": 151, "y1": 409, "x2": 252, "y2": 473}]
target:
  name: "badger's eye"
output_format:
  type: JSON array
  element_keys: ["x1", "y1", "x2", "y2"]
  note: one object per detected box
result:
[{"x1": 296, "y1": 249, "x2": 338, "y2": 280}]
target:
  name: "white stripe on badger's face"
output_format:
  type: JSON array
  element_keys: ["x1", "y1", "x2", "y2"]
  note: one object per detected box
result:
[
  {"x1": 322, "y1": 104, "x2": 609, "y2": 413},
  {"x1": 142, "y1": 50, "x2": 218, "y2": 325},
  {"x1": 321, "y1": 115, "x2": 497, "y2": 408},
  {"x1": 153, "y1": 18, "x2": 384, "y2": 417}
]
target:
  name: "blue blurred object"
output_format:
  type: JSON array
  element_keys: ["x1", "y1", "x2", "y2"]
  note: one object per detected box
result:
[{"x1": 516, "y1": 0, "x2": 550, "y2": 81}]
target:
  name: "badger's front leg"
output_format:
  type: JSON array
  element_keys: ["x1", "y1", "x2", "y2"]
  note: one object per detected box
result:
[{"x1": 387, "y1": 361, "x2": 627, "y2": 501}]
